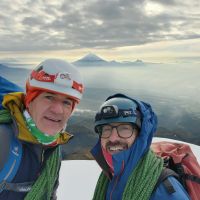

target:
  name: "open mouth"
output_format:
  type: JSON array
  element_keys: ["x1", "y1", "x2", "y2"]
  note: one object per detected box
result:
[
  {"x1": 44, "y1": 116, "x2": 61, "y2": 123},
  {"x1": 107, "y1": 145, "x2": 127, "y2": 154}
]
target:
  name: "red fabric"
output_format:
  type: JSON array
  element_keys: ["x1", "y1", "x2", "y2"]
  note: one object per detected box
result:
[
  {"x1": 151, "y1": 141, "x2": 200, "y2": 200},
  {"x1": 24, "y1": 87, "x2": 43, "y2": 108},
  {"x1": 102, "y1": 147, "x2": 114, "y2": 174},
  {"x1": 24, "y1": 82, "x2": 76, "y2": 110}
]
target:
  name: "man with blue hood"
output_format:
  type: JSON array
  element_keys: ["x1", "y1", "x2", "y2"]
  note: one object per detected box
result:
[{"x1": 91, "y1": 93, "x2": 190, "y2": 200}]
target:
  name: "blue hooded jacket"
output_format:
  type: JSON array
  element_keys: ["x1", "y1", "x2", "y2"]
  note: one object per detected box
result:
[{"x1": 91, "y1": 93, "x2": 190, "y2": 200}]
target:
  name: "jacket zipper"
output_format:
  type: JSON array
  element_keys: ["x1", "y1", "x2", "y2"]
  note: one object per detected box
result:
[{"x1": 109, "y1": 160, "x2": 125, "y2": 200}]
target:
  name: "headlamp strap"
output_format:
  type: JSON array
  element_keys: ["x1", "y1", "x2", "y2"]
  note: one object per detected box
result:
[
  {"x1": 119, "y1": 109, "x2": 136, "y2": 117},
  {"x1": 96, "y1": 105, "x2": 137, "y2": 120}
]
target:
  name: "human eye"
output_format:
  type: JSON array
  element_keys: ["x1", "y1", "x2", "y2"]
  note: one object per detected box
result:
[
  {"x1": 119, "y1": 124, "x2": 131, "y2": 129},
  {"x1": 101, "y1": 125, "x2": 112, "y2": 138},
  {"x1": 118, "y1": 124, "x2": 132, "y2": 131},
  {"x1": 44, "y1": 94, "x2": 54, "y2": 100},
  {"x1": 102, "y1": 125, "x2": 111, "y2": 132},
  {"x1": 63, "y1": 99, "x2": 73, "y2": 106}
]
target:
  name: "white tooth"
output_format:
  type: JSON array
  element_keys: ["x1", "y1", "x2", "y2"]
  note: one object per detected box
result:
[
  {"x1": 48, "y1": 117, "x2": 60, "y2": 122},
  {"x1": 109, "y1": 146, "x2": 123, "y2": 151}
]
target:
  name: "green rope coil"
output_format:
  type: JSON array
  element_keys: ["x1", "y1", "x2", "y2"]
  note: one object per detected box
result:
[
  {"x1": 25, "y1": 147, "x2": 61, "y2": 200},
  {"x1": 92, "y1": 150, "x2": 163, "y2": 200},
  {"x1": 0, "y1": 109, "x2": 12, "y2": 123}
]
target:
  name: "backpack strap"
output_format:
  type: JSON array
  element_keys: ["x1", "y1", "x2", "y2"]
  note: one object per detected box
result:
[
  {"x1": 1, "y1": 146, "x2": 61, "y2": 195},
  {"x1": 0, "y1": 122, "x2": 23, "y2": 193},
  {"x1": 183, "y1": 174, "x2": 200, "y2": 184},
  {"x1": 154, "y1": 168, "x2": 179, "y2": 194},
  {"x1": 0, "y1": 181, "x2": 33, "y2": 193}
]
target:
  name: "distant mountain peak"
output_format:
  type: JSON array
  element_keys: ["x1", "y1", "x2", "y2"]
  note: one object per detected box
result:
[
  {"x1": 135, "y1": 59, "x2": 143, "y2": 63},
  {"x1": 72, "y1": 53, "x2": 146, "y2": 67},
  {"x1": 77, "y1": 53, "x2": 106, "y2": 62}
]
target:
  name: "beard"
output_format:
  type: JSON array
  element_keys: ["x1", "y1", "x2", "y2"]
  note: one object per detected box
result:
[{"x1": 105, "y1": 141, "x2": 129, "y2": 153}]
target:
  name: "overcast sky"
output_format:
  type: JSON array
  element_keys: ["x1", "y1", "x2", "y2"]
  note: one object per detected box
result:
[{"x1": 0, "y1": 0, "x2": 199, "y2": 64}]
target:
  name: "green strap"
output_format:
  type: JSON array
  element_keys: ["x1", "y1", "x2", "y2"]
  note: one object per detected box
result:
[
  {"x1": 0, "y1": 109, "x2": 12, "y2": 123},
  {"x1": 24, "y1": 146, "x2": 61, "y2": 200}
]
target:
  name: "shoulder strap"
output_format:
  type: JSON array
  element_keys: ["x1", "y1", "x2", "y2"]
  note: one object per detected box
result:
[
  {"x1": 0, "y1": 148, "x2": 60, "y2": 194},
  {"x1": 183, "y1": 174, "x2": 200, "y2": 184},
  {"x1": 0, "y1": 122, "x2": 23, "y2": 193},
  {"x1": 154, "y1": 168, "x2": 179, "y2": 194},
  {"x1": 0, "y1": 181, "x2": 33, "y2": 193}
]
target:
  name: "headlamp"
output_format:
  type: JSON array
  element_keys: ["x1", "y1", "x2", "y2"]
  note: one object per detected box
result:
[
  {"x1": 101, "y1": 105, "x2": 118, "y2": 118},
  {"x1": 95, "y1": 105, "x2": 137, "y2": 121}
]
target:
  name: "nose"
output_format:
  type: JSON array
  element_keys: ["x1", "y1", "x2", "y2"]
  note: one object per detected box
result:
[
  {"x1": 108, "y1": 128, "x2": 119, "y2": 142},
  {"x1": 50, "y1": 101, "x2": 64, "y2": 114}
]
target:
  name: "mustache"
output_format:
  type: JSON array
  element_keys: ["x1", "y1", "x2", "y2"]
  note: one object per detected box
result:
[{"x1": 105, "y1": 141, "x2": 128, "y2": 149}]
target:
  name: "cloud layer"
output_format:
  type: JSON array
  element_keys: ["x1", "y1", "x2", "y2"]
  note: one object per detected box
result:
[{"x1": 0, "y1": 0, "x2": 199, "y2": 51}]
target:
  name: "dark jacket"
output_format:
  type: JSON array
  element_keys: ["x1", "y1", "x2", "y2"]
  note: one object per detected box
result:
[{"x1": 0, "y1": 122, "x2": 59, "y2": 200}]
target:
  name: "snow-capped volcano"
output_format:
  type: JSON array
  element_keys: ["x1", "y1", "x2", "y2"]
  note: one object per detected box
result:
[
  {"x1": 72, "y1": 53, "x2": 108, "y2": 66},
  {"x1": 78, "y1": 53, "x2": 106, "y2": 62},
  {"x1": 72, "y1": 53, "x2": 145, "y2": 66}
]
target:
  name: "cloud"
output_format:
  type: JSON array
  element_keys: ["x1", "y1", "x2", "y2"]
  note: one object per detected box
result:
[
  {"x1": 0, "y1": 0, "x2": 199, "y2": 51},
  {"x1": 73, "y1": 108, "x2": 96, "y2": 116}
]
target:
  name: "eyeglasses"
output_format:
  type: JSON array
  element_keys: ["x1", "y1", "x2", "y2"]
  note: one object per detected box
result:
[{"x1": 96, "y1": 124, "x2": 138, "y2": 139}]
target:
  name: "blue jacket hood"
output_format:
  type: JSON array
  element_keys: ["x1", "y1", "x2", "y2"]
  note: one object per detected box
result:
[
  {"x1": 91, "y1": 93, "x2": 157, "y2": 173},
  {"x1": 91, "y1": 93, "x2": 158, "y2": 199}
]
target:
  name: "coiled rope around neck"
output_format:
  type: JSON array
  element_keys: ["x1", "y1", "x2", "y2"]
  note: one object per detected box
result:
[
  {"x1": 92, "y1": 150, "x2": 163, "y2": 200},
  {"x1": 25, "y1": 147, "x2": 61, "y2": 200}
]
